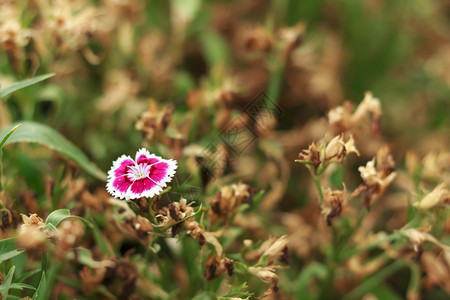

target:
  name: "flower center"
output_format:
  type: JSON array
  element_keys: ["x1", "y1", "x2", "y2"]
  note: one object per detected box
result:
[{"x1": 127, "y1": 164, "x2": 151, "y2": 181}]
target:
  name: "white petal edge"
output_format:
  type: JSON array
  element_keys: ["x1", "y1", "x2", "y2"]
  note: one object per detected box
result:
[
  {"x1": 107, "y1": 149, "x2": 178, "y2": 200},
  {"x1": 123, "y1": 157, "x2": 178, "y2": 200},
  {"x1": 106, "y1": 154, "x2": 135, "y2": 200}
]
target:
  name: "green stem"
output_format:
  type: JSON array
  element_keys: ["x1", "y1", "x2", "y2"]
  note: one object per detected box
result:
[
  {"x1": 313, "y1": 175, "x2": 324, "y2": 203},
  {"x1": 405, "y1": 260, "x2": 421, "y2": 299},
  {"x1": 342, "y1": 259, "x2": 406, "y2": 300},
  {"x1": 147, "y1": 197, "x2": 156, "y2": 224}
]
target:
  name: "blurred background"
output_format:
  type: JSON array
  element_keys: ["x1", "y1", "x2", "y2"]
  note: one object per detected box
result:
[{"x1": 2, "y1": 0, "x2": 449, "y2": 208}]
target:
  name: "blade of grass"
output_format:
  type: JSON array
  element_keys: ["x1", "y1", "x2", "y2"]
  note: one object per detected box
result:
[
  {"x1": 342, "y1": 259, "x2": 406, "y2": 300},
  {"x1": 0, "y1": 73, "x2": 55, "y2": 99},
  {"x1": 0, "y1": 238, "x2": 25, "y2": 264},
  {"x1": 0, "y1": 266, "x2": 15, "y2": 298},
  {"x1": 0, "y1": 121, "x2": 106, "y2": 181}
]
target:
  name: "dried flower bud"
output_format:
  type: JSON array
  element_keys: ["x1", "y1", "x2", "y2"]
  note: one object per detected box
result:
[
  {"x1": 413, "y1": 183, "x2": 449, "y2": 210},
  {"x1": 328, "y1": 92, "x2": 381, "y2": 134},
  {"x1": 296, "y1": 135, "x2": 359, "y2": 172},
  {"x1": 401, "y1": 227, "x2": 450, "y2": 254},
  {"x1": 297, "y1": 142, "x2": 321, "y2": 170},
  {"x1": 244, "y1": 235, "x2": 288, "y2": 265},
  {"x1": 241, "y1": 25, "x2": 274, "y2": 53},
  {"x1": 324, "y1": 135, "x2": 347, "y2": 162},
  {"x1": 352, "y1": 145, "x2": 396, "y2": 209},
  {"x1": 55, "y1": 220, "x2": 85, "y2": 260},
  {"x1": 248, "y1": 266, "x2": 279, "y2": 297},
  {"x1": 209, "y1": 182, "x2": 255, "y2": 224},
  {"x1": 135, "y1": 101, "x2": 175, "y2": 141},
  {"x1": 204, "y1": 255, "x2": 234, "y2": 280},
  {"x1": 422, "y1": 151, "x2": 450, "y2": 181},
  {"x1": 277, "y1": 22, "x2": 305, "y2": 59},
  {"x1": 422, "y1": 250, "x2": 450, "y2": 294},
  {"x1": 322, "y1": 187, "x2": 346, "y2": 226},
  {"x1": 17, "y1": 213, "x2": 50, "y2": 250},
  {"x1": 158, "y1": 198, "x2": 207, "y2": 246}
]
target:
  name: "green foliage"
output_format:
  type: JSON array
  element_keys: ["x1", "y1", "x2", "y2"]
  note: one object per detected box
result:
[
  {"x1": 0, "y1": 0, "x2": 449, "y2": 299},
  {"x1": 0, "y1": 74, "x2": 54, "y2": 99},
  {"x1": 0, "y1": 238, "x2": 25, "y2": 264},
  {"x1": 0, "y1": 121, "x2": 106, "y2": 181},
  {"x1": 45, "y1": 209, "x2": 92, "y2": 229}
]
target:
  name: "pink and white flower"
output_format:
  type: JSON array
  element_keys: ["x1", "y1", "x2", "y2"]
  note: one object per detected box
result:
[{"x1": 106, "y1": 148, "x2": 177, "y2": 200}]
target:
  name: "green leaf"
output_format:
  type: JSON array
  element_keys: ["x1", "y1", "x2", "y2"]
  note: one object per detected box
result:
[
  {"x1": 0, "y1": 124, "x2": 21, "y2": 149},
  {"x1": 0, "y1": 238, "x2": 25, "y2": 264},
  {"x1": 0, "y1": 266, "x2": 15, "y2": 298},
  {"x1": 295, "y1": 262, "x2": 328, "y2": 300},
  {"x1": 0, "y1": 73, "x2": 55, "y2": 99},
  {"x1": 200, "y1": 31, "x2": 230, "y2": 65},
  {"x1": 0, "y1": 121, "x2": 106, "y2": 181},
  {"x1": 66, "y1": 247, "x2": 115, "y2": 269},
  {"x1": 252, "y1": 190, "x2": 265, "y2": 205},
  {"x1": 45, "y1": 209, "x2": 92, "y2": 229},
  {"x1": 343, "y1": 259, "x2": 406, "y2": 300},
  {"x1": 0, "y1": 283, "x2": 36, "y2": 292},
  {"x1": 15, "y1": 268, "x2": 41, "y2": 283},
  {"x1": 91, "y1": 217, "x2": 114, "y2": 255},
  {"x1": 33, "y1": 271, "x2": 47, "y2": 300}
]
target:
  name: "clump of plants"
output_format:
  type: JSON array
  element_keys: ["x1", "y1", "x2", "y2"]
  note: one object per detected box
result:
[{"x1": 1, "y1": 0, "x2": 450, "y2": 299}]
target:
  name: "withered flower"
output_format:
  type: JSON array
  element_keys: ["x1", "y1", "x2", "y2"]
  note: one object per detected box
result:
[
  {"x1": 328, "y1": 92, "x2": 381, "y2": 134},
  {"x1": 204, "y1": 255, "x2": 234, "y2": 281},
  {"x1": 44, "y1": 0, "x2": 99, "y2": 53},
  {"x1": 277, "y1": 22, "x2": 305, "y2": 59},
  {"x1": 159, "y1": 197, "x2": 206, "y2": 246},
  {"x1": 55, "y1": 220, "x2": 85, "y2": 260},
  {"x1": 421, "y1": 151, "x2": 450, "y2": 182},
  {"x1": 0, "y1": 4, "x2": 31, "y2": 66},
  {"x1": 322, "y1": 186, "x2": 346, "y2": 226},
  {"x1": 297, "y1": 141, "x2": 321, "y2": 170},
  {"x1": 135, "y1": 101, "x2": 175, "y2": 142},
  {"x1": 413, "y1": 183, "x2": 449, "y2": 210},
  {"x1": 401, "y1": 227, "x2": 450, "y2": 254},
  {"x1": 80, "y1": 266, "x2": 107, "y2": 294},
  {"x1": 352, "y1": 145, "x2": 396, "y2": 209},
  {"x1": 244, "y1": 235, "x2": 288, "y2": 265},
  {"x1": 209, "y1": 182, "x2": 255, "y2": 224},
  {"x1": 241, "y1": 24, "x2": 275, "y2": 53},
  {"x1": 248, "y1": 266, "x2": 279, "y2": 298},
  {"x1": 422, "y1": 250, "x2": 450, "y2": 294},
  {"x1": 102, "y1": 257, "x2": 138, "y2": 300},
  {"x1": 296, "y1": 134, "x2": 359, "y2": 173},
  {"x1": 17, "y1": 213, "x2": 51, "y2": 250}
]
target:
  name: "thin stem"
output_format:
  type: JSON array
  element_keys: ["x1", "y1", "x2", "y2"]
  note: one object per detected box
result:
[
  {"x1": 313, "y1": 175, "x2": 324, "y2": 203},
  {"x1": 342, "y1": 259, "x2": 406, "y2": 300},
  {"x1": 147, "y1": 197, "x2": 156, "y2": 224}
]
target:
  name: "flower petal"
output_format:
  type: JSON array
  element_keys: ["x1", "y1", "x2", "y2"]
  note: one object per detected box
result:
[
  {"x1": 107, "y1": 149, "x2": 178, "y2": 200},
  {"x1": 148, "y1": 158, "x2": 177, "y2": 187},
  {"x1": 107, "y1": 154, "x2": 135, "y2": 199},
  {"x1": 135, "y1": 148, "x2": 159, "y2": 165}
]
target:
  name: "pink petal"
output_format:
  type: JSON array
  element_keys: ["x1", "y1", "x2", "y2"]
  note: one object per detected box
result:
[
  {"x1": 149, "y1": 161, "x2": 169, "y2": 183},
  {"x1": 135, "y1": 148, "x2": 157, "y2": 165},
  {"x1": 107, "y1": 154, "x2": 135, "y2": 199},
  {"x1": 114, "y1": 158, "x2": 134, "y2": 177},
  {"x1": 113, "y1": 176, "x2": 132, "y2": 193},
  {"x1": 130, "y1": 178, "x2": 155, "y2": 194}
]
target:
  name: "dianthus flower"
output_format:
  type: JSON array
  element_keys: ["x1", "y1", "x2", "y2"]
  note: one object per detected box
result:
[{"x1": 107, "y1": 148, "x2": 177, "y2": 200}]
